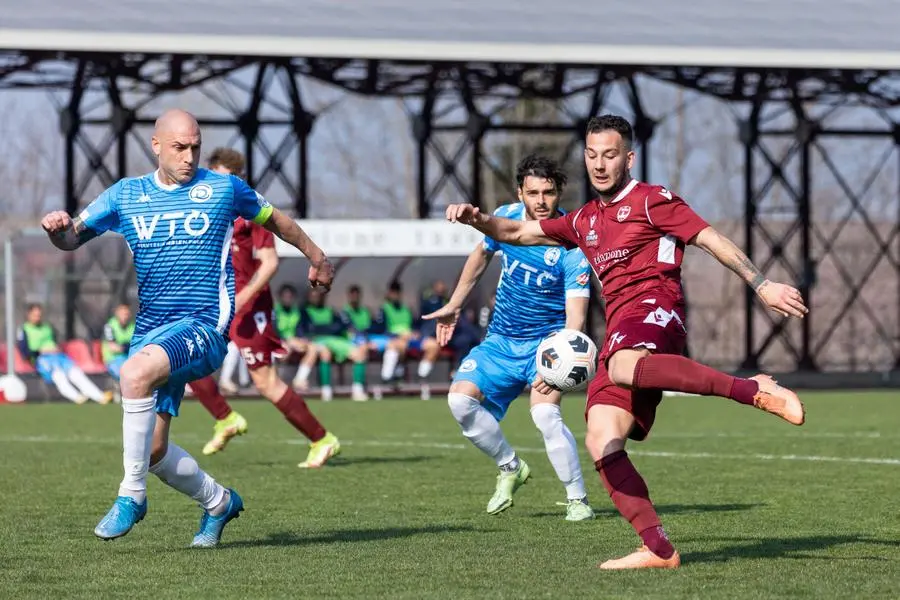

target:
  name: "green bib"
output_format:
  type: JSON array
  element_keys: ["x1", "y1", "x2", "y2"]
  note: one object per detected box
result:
[
  {"x1": 275, "y1": 304, "x2": 301, "y2": 340},
  {"x1": 103, "y1": 318, "x2": 135, "y2": 362},
  {"x1": 304, "y1": 305, "x2": 335, "y2": 326},
  {"x1": 343, "y1": 305, "x2": 371, "y2": 333},
  {"x1": 382, "y1": 302, "x2": 413, "y2": 335},
  {"x1": 22, "y1": 322, "x2": 55, "y2": 353}
]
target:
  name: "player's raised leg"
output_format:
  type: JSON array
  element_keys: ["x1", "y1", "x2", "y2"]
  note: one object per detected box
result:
[
  {"x1": 247, "y1": 361, "x2": 340, "y2": 468},
  {"x1": 447, "y1": 370, "x2": 530, "y2": 515},
  {"x1": 529, "y1": 389, "x2": 593, "y2": 521},
  {"x1": 192, "y1": 375, "x2": 248, "y2": 456},
  {"x1": 608, "y1": 348, "x2": 805, "y2": 425},
  {"x1": 584, "y1": 399, "x2": 679, "y2": 570}
]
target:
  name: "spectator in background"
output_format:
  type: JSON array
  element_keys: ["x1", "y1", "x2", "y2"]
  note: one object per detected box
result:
[
  {"x1": 17, "y1": 303, "x2": 113, "y2": 405},
  {"x1": 274, "y1": 284, "x2": 323, "y2": 393},
  {"x1": 301, "y1": 287, "x2": 369, "y2": 402},
  {"x1": 103, "y1": 303, "x2": 135, "y2": 381},
  {"x1": 341, "y1": 284, "x2": 390, "y2": 352},
  {"x1": 376, "y1": 280, "x2": 441, "y2": 400}
]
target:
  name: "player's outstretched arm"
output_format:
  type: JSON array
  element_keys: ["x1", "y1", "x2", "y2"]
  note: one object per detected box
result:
[
  {"x1": 261, "y1": 208, "x2": 334, "y2": 291},
  {"x1": 692, "y1": 226, "x2": 808, "y2": 319},
  {"x1": 423, "y1": 243, "x2": 494, "y2": 346},
  {"x1": 41, "y1": 212, "x2": 99, "y2": 251},
  {"x1": 445, "y1": 204, "x2": 559, "y2": 246}
]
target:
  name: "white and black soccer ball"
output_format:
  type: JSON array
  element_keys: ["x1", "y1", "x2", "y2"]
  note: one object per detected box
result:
[{"x1": 535, "y1": 329, "x2": 598, "y2": 391}]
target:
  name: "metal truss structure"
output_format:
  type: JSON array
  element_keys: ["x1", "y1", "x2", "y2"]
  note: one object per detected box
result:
[{"x1": 1, "y1": 50, "x2": 898, "y2": 370}]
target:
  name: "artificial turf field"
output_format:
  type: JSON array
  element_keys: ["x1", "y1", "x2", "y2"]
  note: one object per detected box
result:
[{"x1": 1, "y1": 391, "x2": 898, "y2": 599}]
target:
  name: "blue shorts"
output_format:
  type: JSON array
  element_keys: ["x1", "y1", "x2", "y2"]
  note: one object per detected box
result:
[
  {"x1": 129, "y1": 318, "x2": 228, "y2": 417},
  {"x1": 35, "y1": 353, "x2": 75, "y2": 383},
  {"x1": 106, "y1": 355, "x2": 127, "y2": 380},
  {"x1": 452, "y1": 334, "x2": 539, "y2": 421},
  {"x1": 365, "y1": 334, "x2": 392, "y2": 353}
]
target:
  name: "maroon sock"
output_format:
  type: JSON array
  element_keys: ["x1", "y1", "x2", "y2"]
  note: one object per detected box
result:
[
  {"x1": 596, "y1": 450, "x2": 675, "y2": 559},
  {"x1": 276, "y1": 388, "x2": 326, "y2": 443},
  {"x1": 190, "y1": 376, "x2": 233, "y2": 420},
  {"x1": 633, "y1": 354, "x2": 759, "y2": 405}
]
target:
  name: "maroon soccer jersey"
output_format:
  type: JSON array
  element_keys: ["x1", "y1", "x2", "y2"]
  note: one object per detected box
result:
[
  {"x1": 539, "y1": 179, "x2": 709, "y2": 323},
  {"x1": 231, "y1": 217, "x2": 275, "y2": 315}
]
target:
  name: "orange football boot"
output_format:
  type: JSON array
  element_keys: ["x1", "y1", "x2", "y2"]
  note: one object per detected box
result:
[
  {"x1": 598, "y1": 545, "x2": 681, "y2": 570},
  {"x1": 750, "y1": 374, "x2": 805, "y2": 425}
]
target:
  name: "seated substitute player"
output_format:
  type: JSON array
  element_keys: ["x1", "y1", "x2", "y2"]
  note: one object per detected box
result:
[
  {"x1": 425, "y1": 154, "x2": 594, "y2": 521},
  {"x1": 41, "y1": 109, "x2": 334, "y2": 546},
  {"x1": 301, "y1": 287, "x2": 369, "y2": 402},
  {"x1": 192, "y1": 147, "x2": 341, "y2": 468},
  {"x1": 377, "y1": 280, "x2": 441, "y2": 399},
  {"x1": 445, "y1": 114, "x2": 807, "y2": 569},
  {"x1": 18, "y1": 303, "x2": 113, "y2": 405},
  {"x1": 103, "y1": 303, "x2": 135, "y2": 381},
  {"x1": 275, "y1": 284, "x2": 323, "y2": 392}
]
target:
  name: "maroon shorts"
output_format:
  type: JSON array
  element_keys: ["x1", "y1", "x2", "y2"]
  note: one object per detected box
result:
[
  {"x1": 229, "y1": 309, "x2": 286, "y2": 370},
  {"x1": 585, "y1": 294, "x2": 687, "y2": 440}
]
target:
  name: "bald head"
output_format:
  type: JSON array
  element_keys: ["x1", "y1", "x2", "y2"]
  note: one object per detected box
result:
[
  {"x1": 152, "y1": 109, "x2": 202, "y2": 185},
  {"x1": 154, "y1": 109, "x2": 200, "y2": 137}
]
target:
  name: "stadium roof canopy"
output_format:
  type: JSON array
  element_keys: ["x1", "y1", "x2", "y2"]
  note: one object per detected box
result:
[
  {"x1": 2, "y1": 0, "x2": 900, "y2": 70},
  {"x1": 3, "y1": 1, "x2": 899, "y2": 370}
]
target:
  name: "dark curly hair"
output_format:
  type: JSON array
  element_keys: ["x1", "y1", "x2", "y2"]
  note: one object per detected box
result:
[{"x1": 514, "y1": 154, "x2": 568, "y2": 192}]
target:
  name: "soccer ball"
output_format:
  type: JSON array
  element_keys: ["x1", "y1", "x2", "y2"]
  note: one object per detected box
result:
[
  {"x1": 536, "y1": 329, "x2": 598, "y2": 391},
  {"x1": 0, "y1": 375, "x2": 27, "y2": 403}
]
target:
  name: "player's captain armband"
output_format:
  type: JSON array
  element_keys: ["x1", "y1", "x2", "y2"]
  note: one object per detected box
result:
[{"x1": 251, "y1": 201, "x2": 274, "y2": 225}]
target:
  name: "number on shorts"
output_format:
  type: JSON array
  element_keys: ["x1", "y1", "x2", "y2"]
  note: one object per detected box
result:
[{"x1": 240, "y1": 346, "x2": 265, "y2": 366}]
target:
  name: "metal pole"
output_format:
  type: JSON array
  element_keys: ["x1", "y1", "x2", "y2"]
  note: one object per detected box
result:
[{"x1": 5, "y1": 238, "x2": 14, "y2": 376}]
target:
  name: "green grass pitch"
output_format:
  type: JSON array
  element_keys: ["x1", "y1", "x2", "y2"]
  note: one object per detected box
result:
[{"x1": 1, "y1": 391, "x2": 898, "y2": 599}]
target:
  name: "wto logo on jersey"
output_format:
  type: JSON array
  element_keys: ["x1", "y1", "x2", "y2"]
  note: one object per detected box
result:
[
  {"x1": 501, "y1": 254, "x2": 557, "y2": 287},
  {"x1": 188, "y1": 184, "x2": 213, "y2": 203},
  {"x1": 131, "y1": 210, "x2": 210, "y2": 241}
]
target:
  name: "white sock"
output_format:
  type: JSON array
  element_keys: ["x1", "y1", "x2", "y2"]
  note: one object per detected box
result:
[
  {"x1": 67, "y1": 367, "x2": 106, "y2": 402},
  {"x1": 294, "y1": 364, "x2": 312, "y2": 384},
  {"x1": 351, "y1": 382, "x2": 365, "y2": 393},
  {"x1": 417, "y1": 360, "x2": 434, "y2": 379},
  {"x1": 381, "y1": 348, "x2": 400, "y2": 381},
  {"x1": 531, "y1": 403, "x2": 586, "y2": 500},
  {"x1": 220, "y1": 341, "x2": 241, "y2": 385},
  {"x1": 50, "y1": 369, "x2": 83, "y2": 402},
  {"x1": 118, "y1": 396, "x2": 157, "y2": 504},
  {"x1": 149, "y1": 442, "x2": 227, "y2": 512},
  {"x1": 448, "y1": 392, "x2": 516, "y2": 467},
  {"x1": 238, "y1": 358, "x2": 250, "y2": 387}
]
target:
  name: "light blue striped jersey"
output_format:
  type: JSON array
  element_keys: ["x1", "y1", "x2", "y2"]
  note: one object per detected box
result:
[
  {"x1": 79, "y1": 168, "x2": 273, "y2": 339},
  {"x1": 484, "y1": 203, "x2": 591, "y2": 339}
]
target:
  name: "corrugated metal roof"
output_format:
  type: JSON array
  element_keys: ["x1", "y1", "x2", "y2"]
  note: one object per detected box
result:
[{"x1": 1, "y1": 0, "x2": 899, "y2": 69}]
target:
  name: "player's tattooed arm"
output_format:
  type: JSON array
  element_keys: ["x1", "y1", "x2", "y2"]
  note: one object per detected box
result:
[
  {"x1": 693, "y1": 226, "x2": 808, "y2": 319},
  {"x1": 262, "y1": 208, "x2": 334, "y2": 290},
  {"x1": 692, "y1": 226, "x2": 767, "y2": 291},
  {"x1": 41, "y1": 211, "x2": 98, "y2": 251}
]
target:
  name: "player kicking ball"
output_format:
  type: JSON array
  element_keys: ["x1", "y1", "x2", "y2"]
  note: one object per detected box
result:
[
  {"x1": 189, "y1": 148, "x2": 340, "y2": 469},
  {"x1": 41, "y1": 109, "x2": 334, "y2": 547},
  {"x1": 445, "y1": 115, "x2": 807, "y2": 569},
  {"x1": 425, "y1": 155, "x2": 594, "y2": 521}
]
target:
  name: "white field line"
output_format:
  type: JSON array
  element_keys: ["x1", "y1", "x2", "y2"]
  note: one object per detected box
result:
[{"x1": 1, "y1": 434, "x2": 898, "y2": 466}]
